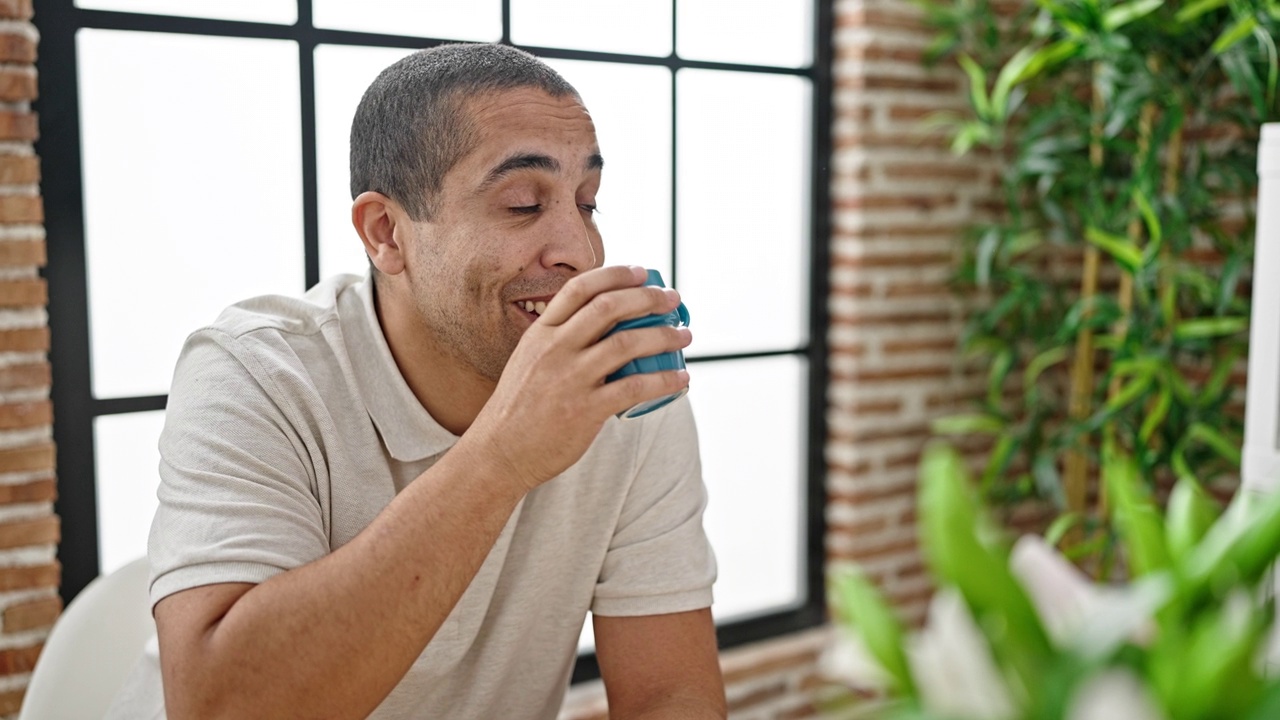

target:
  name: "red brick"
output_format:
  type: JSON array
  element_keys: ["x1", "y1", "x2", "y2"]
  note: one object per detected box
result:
[
  {"x1": 0, "y1": 361, "x2": 49, "y2": 390},
  {"x1": 0, "y1": 277, "x2": 43, "y2": 307},
  {"x1": 883, "y1": 163, "x2": 985, "y2": 182},
  {"x1": 828, "y1": 534, "x2": 918, "y2": 563},
  {"x1": 837, "y1": 194, "x2": 958, "y2": 212},
  {"x1": 0, "y1": 400, "x2": 48, "y2": 430},
  {"x1": 2, "y1": 595, "x2": 59, "y2": 632},
  {"x1": 839, "y1": 7, "x2": 930, "y2": 33},
  {"x1": 0, "y1": 478, "x2": 53, "y2": 504},
  {"x1": 834, "y1": 309, "x2": 955, "y2": 325},
  {"x1": 882, "y1": 338, "x2": 957, "y2": 354},
  {"x1": 0, "y1": 561, "x2": 57, "y2": 591},
  {"x1": 722, "y1": 645, "x2": 820, "y2": 685},
  {"x1": 847, "y1": 398, "x2": 903, "y2": 415},
  {"x1": 0, "y1": 515, "x2": 58, "y2": 549},
  {"x1": 844, "y1": 366, "x2": 952, "y2": 383},
  {"x1": 0, "y1": 156, "x2": 37, "y2": 186},
  {"x1": 0, "y1": 689, "x2": 21, "y2": 715},
  {"x1": 0, "y1": 442, "x2": 53, "y2": 474},
  {"x1": 728, "y1": 681, "x2": 789, "y2": 712},
  {"x1": 0, "y1": 643, "x2": 40, "y2": 674},
  {"x1": 846, "y1": 45, "x2": 928, "y2": 64},
  {"x1": 0, "y1": 239, "x2": 43, "y2": 267},
  {"x1": 0, "y1": 0, "x2": 30, "y2": 20},
  {"x1": 0, "y1": 327, "x2": 48, "y2": 352},
  {"x1": 840, "y1": 132, "x2": 953, "y2": 150},
  {"x1": 842, "y1": 75, "x2": 958, "y2": 94},
  {"x1": 884, "y1": 282, "x2": 952, "y2": 299},
  {"x1": 0, "y1": 33, "x2": 35, "y2": 64},
  {"x1": 0, "y1": 195, "x2": 40, "y2": 223},
  {"x1": 0, "y1": 69, "x2": 35, "y2": 102},
  {"x1": 0, "y1": 112, "x2": 35, "y2": 141},
  {"x1": 833, "y1": 252, "x2": 953, "y2": 269}
]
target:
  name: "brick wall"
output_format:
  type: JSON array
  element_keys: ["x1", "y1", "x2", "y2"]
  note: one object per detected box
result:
[
  {"x1": 564, "y1": 0, "x2": 990, "y2": 717},
  {"x1": 0, "y1": 0, "x2": 57, "y2": 716}
]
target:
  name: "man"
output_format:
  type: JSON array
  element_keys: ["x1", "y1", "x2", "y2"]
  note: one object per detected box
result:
[{"x1": 110, "y1": 43, "x2": 723, "y2": 719}]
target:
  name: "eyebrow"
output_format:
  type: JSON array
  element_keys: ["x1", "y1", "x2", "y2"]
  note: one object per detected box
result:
[{"x1": 477, "y1": 151, "x2": 604, "y2": 193}]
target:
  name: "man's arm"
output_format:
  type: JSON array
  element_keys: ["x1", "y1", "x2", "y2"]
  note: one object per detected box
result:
[
  {"x1": 593, "y1": 609, "x2": 727, "y2": 719},
  {"x1": 155, "y1": 266, "x2": 692, "y2": 720}
]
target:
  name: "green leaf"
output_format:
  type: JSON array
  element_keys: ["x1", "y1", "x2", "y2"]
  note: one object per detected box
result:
[
  {"x1": 1173, "y1": 317, "x2": 1248, "y2": 340},
  {"x1": 918, "y1": 444, "x2": 1052, "y2": 694},
  {"x1": 1166, "y1": 595, "x2": 1268, "y2": 719},
  {"x1": 958, "y1": 54, "x2": 992, "y2": 121},
  {"x1": 831, "y1": 570, "x2": 916, "y2": 695},
  {"x1": 1102, "y1": 0, "x2": 1164, "y2": 31},
  {"x1": 1183, "y1": 490, "x2": 1280, "y2": 594},
  {"x1": 1139, "y1": 385, "x2": 1172, "y2": 443},
  {"x1": 988, "y1": 348, "x2": 1015, "y2": 406},
  {"x1": 1175, "y1": 0, "x2": 1228, "y2": 23},
  {"x1": 1201, "y1": 346, "x2": 1245, "y2": 405},
  {"x1": 991, "y1": 46, "x2": 1038, "y2": 122},
  {"x1": 1188, "y1": 422, "x2": 1243, "y2": 466},
  {"x1": 1132, "y1": 186, "x2": 1162, "y2": 248},
  {"x1": 1103, "y1": 371, "x2": 1154, "y2": 415},
  {"x1": 1044, "y1": 511, "x2": 1083, "y2": 547},
  {"x1": 932, "y1": 413, "x2": 1006, "y2": 435},
  {"x1": 1024, "y1": 346, "x2": 1070, "y2": 391},
  {"x1": 981, "y1": 434, "x2": 1019, "y2": 490},
  {"x1": 1165, "y1": 477, "x2": 1221, "y2": 560},
  {"x1": 1085, "y1": 226, "x2": 1143, "y2": 270},
  {"x1": 1103, "y1": 443, "x2": 1171, "y2": 576},
  {"x1": 1212, "y1": 15, "x2": 1260, "y2": 56}
]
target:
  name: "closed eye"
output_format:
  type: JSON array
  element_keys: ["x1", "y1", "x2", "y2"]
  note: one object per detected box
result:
[
  {"x1": 510, "y1": 205, "x2": 541, "y2": 215},
  {"x1": 578, "y1": 203, "x2": 598, "y2": 215}
]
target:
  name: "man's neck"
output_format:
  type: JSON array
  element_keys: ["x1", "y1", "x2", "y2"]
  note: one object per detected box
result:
[{"x1": 373, "y1": 280, "x2": 495, "y2": 437}]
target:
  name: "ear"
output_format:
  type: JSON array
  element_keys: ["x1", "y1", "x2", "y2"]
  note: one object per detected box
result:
[{"x1": 353, "y1": 191, "x2": 410, "y2": 275}]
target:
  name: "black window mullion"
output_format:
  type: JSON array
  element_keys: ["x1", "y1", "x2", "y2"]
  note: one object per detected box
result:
[
  {"x1": 298, "y1": 0, "x2": 321, "y2": 290},
  {"x1": 38, "y1": 0, "x2": 100, "y2": 604}
]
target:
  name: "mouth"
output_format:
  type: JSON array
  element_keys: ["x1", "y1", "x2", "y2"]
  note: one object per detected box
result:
[{"x1": 512, "y1": 295, "x2": 554, "y2": 321}]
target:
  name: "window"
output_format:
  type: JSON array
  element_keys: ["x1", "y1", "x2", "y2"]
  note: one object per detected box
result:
[{"x1": 38, "y1": 0, "x2": 832, "y2": 676}]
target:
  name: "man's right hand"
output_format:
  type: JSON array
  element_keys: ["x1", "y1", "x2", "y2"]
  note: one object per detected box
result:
[{"x1": 462, "y1": 265, "x2": 693, "y2": 493}]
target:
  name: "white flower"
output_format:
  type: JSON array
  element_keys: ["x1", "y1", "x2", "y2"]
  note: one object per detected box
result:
[
  {"x1": 1010, "y1": 534, "x2": 1169, "y2": 658},
  {"x1": 907, "y1": 589, "x2": 1019, "y2": 720},
  {"x1": 1066, "y1": 669, "x2": 1166, "y2": 720},
  {"x1": 818, "y1": 625, "x2": 894, "y2": 692}
]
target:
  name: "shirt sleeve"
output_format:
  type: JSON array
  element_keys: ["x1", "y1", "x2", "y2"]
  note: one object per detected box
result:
[
  {"x1": 148, "y1": 328, "x2": 331, "y2": 608},
  {"x1": 590, "y1": 396, "x2": 717, "y2": 616}
]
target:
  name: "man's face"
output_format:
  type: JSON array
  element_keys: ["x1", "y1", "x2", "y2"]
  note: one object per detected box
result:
[{"x1": 401, "y1": 87, "x2": 605, "y2": 382}]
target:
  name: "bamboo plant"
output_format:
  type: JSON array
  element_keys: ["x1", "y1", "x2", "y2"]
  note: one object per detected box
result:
[{"x1": 920, "y1": 0, "x2": 1280, "y2": 552}]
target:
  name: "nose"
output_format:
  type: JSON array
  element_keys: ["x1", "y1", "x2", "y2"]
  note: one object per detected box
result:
[{"x1": 540, "y1": 199, "x2": 600, "y2": 272}]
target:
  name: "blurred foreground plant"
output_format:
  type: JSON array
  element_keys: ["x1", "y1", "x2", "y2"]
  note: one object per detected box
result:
[{"x1": 825, "y1": 443, "x2": 1280, "y2": 720}]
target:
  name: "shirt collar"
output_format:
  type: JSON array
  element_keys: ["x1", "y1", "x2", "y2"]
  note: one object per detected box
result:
[{"x1": 340, "y1": 272, "x2": 459, "y2": 461}]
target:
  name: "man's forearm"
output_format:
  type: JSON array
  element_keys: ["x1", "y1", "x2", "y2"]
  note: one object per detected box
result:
[{"x1": 158, "y1": 436, "x2": 526, "y2": 720}]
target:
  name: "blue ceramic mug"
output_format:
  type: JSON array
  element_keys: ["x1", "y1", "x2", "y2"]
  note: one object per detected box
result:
[{"x1": 603, "y1": 269, "x2": 690, "y2": 419}]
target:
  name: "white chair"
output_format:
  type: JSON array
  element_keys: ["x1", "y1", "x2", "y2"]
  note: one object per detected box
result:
[{"x1": 19, "y1": 557, "x2": 154, "y2": 719}]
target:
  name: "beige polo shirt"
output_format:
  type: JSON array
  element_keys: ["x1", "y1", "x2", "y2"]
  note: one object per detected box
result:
[{"x1": 120, "y1": 273, "x2": 716, "y2": 719}]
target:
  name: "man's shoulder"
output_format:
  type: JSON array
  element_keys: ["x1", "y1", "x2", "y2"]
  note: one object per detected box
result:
[{"x1": 200, "y1": 273, "x2": 365, "y2": 343}]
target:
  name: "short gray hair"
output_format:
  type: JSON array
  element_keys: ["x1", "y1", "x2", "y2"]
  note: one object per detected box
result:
[{"x1": 350, "y1": 43, "x2": 580, "y2": 220}]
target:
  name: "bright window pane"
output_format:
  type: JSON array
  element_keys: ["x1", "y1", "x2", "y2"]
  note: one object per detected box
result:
[
  {"x1": 690, "y1": 356, "x2": 807, "y2": 621},
  {"x1": 78, "y1": 30, "x2": 305, "y2": 398},
  {"x1": 511, "y1": 0, "x2": 671, "y2": 57},
  {"x1": 678, "y1": 0, "x2": 812, "y2": 68},
  {"x1": 544, "y1": 59, "x2": 671, "y2": 274},
  {"x1": 95, "y1": 411, "x2": 165, "y2": 576},
  {"x1": 677, "y1": 70, "x2": 810, "y2": 357},
  {"x1": 315, "y1": 45, "x2": 418, "y2": 280},
  {"x1": 313, "y1": 1, "x2": 500, "y2": 42},
  {"x1": 74, "y1": 0, "x2": 295, "y2": 24}
]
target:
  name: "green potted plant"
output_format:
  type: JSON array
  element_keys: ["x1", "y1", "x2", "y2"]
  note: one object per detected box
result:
[{"x1": 920, "y1": 0, "x2": 1280, "y2": 550}]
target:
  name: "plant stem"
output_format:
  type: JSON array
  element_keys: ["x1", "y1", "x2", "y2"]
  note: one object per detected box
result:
[{"x1": 1063, "y1": 62, "x2": 1107, "y2": 519}]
